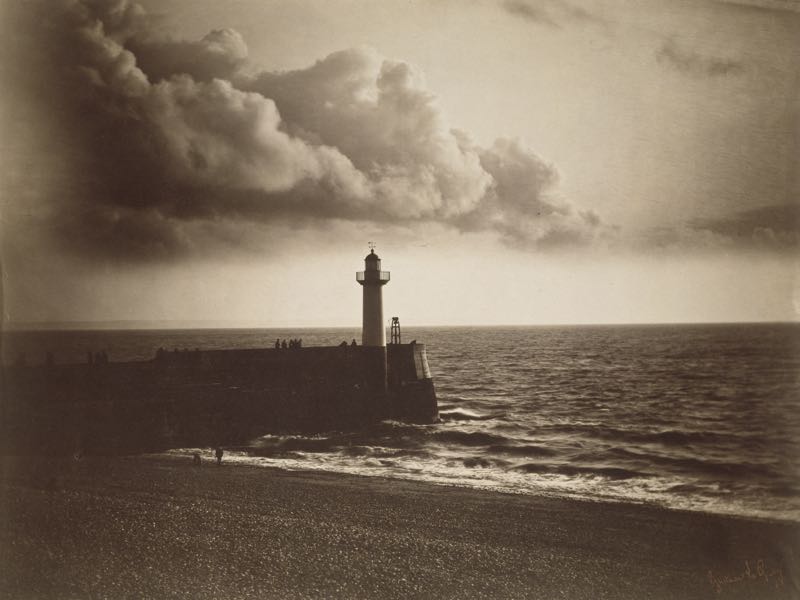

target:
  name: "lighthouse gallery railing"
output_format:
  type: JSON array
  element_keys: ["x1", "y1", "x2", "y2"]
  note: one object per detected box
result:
[{"x1": 356, "y1": 271, "x2": 391, "y2": 283}]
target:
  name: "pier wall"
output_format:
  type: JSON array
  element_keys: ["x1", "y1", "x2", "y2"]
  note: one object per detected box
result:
[{"x1": 1, "y1": 344, "x2": 437, "y2": 455}]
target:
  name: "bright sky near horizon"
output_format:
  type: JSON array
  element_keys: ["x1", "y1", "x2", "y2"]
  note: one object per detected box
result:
[{"x1": 1, "y1": 0, "x2": 798, "y2": 327}]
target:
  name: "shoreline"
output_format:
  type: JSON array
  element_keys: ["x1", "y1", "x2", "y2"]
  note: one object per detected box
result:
[
  {"x1": 2, "y1": 454, "x2": 798, "y2": 599},
  {"x1": 158, "y1": 450, "x2": 800, "y2": 527}
]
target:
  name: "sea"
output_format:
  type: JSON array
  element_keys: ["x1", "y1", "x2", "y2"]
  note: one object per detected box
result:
[{"x1": 3, "y1": 323, "x2": 799, "y2": 522}]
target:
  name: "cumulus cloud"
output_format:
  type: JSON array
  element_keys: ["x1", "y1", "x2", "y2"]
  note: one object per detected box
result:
[
  {"x1": 656, "y1": 39, "x2": 745, "y2": 77},
  {"x1": 240, "y1": 49, "x2": 493, "y2": 220},
  {"x1": 458, "y1": 138, "x2": 602, "y2": 248},
  {"x1": 8, "y1": 0, "x2": 604, "y2": 260},
  {"x1": 130, "y1": 29, "x2": 249, "y2": 83}
]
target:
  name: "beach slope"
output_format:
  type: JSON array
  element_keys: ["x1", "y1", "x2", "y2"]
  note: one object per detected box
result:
[{"x1": 1, "y1": 456, "x2": 798, "y2": 599}]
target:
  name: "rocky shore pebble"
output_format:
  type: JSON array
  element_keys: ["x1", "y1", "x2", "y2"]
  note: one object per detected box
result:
[{"x1": 1, "y1": 454, "x2": 798, "y2": 599}]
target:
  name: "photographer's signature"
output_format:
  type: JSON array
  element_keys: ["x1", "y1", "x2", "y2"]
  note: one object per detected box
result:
[{"x1": 707, "y1": 559, "x2": 784, "y2": 595}]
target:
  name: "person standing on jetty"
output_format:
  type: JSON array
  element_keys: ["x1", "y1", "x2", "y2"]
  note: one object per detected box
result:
[{"x1": 215, "y1": 447, "x2": 223, "y2": 466}]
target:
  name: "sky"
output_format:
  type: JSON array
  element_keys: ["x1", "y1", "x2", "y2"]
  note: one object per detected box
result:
[{"x1": 0, "y1": 0, "x2": 798, "y2": 327}]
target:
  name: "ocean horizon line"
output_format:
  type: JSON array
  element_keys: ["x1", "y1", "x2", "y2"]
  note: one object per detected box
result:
[{"x1": 1, "y1": 319, "x2": 797, "y2": 332}]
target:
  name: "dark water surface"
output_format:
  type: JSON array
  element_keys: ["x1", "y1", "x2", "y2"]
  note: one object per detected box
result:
[{"x1": 4, "y1": 323, "x2": 799, "y2": 521}]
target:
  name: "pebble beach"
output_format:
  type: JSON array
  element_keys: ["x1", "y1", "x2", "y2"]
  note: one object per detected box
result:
[{"x1": 1, "y1": 455, "x2": 798, "y2": 599}]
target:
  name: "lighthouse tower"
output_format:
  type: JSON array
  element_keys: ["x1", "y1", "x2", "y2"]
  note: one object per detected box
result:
[{"x1": 356, "y1": 244, "x2": 390, "y2": 346}]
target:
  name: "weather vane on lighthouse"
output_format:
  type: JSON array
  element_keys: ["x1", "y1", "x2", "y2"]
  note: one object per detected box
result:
[{"x1": 368, "y1": 241, "x2": 376, "y2": 252}]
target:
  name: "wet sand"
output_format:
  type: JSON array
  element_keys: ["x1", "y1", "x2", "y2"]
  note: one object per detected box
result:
[{"x1": 1, "y1": 455, "x2": 798, "y2": 599}]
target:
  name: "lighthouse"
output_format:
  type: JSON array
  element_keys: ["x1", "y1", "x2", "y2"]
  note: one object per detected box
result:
[{"x1": 356, "y1": 244, "x2": 391, "y2": 346}]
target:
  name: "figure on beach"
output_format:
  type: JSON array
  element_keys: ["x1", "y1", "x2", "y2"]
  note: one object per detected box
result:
[
  {"x1": 215, "y1": 447, "x2": 223, "y2": 466},
  {"x1": 192, "y1": 453, "x2": 201, "y2": 466}
]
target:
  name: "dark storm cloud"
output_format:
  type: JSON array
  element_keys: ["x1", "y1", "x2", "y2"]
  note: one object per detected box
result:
[
  {"x1": 714, "y1": 0, "x2": 800, "y2": 15},
  {"x1": 656, "y1": 39, "x2": 745, "y2": 77},
  {"x1": 639, "y1": 203, "x2": 799, "y2": 252},
  {"x1": 8, "y1": 0, "x2": 604, "y2": 260},
  {"x1": 503, "y1": 0, "x2": 560, "y2": 27},
  {"x1": 688, "y1": 203, "x2": 800, "y2": 249},
  {"x1": 503, "y1": 0, "x2": 606, "y2": 28}
]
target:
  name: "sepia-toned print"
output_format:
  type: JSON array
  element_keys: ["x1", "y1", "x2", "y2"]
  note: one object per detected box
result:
[{"x1": 1, "y1": 1, "x2": 798, "y2": 598}]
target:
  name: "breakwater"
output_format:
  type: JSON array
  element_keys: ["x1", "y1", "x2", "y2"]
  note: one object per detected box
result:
[{"x1": 1, "y1": 343, "x2": 437, "y2": 455}]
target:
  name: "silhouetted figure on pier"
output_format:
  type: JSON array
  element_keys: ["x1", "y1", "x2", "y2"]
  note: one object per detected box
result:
[
  {"x1": 281, "y1": 340, "x2": 287, "y2": 349},
  {"x1": 275, "y1": 339, "x2": 280, "y2": 348},
  {"x1": 215, "y1": 447, "x2": 223, "y2": 466},
  {"x1": 193, "y1": 453, "x2": 201, "y2": 466},
  {"x1": 351, "y1": 339, "x2": 357, "y2": 346}
]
